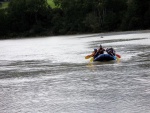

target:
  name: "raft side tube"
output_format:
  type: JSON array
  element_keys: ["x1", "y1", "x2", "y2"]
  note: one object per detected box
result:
[{"x1": 94, "y1": 54, "x2": 116, "y2": 61}]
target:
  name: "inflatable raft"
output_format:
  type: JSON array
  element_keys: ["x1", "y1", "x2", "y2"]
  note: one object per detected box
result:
[{"x1": 94, "y1": 54, "x2": 116, "y2": 61}]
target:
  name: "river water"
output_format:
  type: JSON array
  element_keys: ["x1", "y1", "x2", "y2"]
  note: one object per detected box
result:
[{"x1": 0, "y1": 31, "x2": 150, "y2": 113}]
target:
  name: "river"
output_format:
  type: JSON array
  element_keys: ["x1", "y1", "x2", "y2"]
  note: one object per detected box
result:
[{"x1": 0, "y1": 30, "x2": 150, "y2": 113}]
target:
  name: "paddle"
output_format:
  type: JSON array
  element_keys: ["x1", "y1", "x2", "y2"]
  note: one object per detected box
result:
[
  {"x1": 85, "y1": 55, "x2": 94, "y2": 63},
  {"x1": 85, "y1": 49, "x2": 97, "y2": 59},
  {"x1": 116, "y1": 54, "x2": 121, "y2": 63},
  {"x1": 85, "y1": 54, "x2": 94, "y2": 63},
  {"x1": 116, "y1": 54, "x2": 121, "y2": 58},
  {"x1": 85, "y1": 55, "x2": 93, "y2": 59},
  {"x1": 90, "y1": 57, "x2": 94, "y2": 62}
]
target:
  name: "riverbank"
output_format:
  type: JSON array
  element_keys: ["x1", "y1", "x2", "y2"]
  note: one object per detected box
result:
[{"x1": 0, "y1": 29, "x2": 150, "y2": 40}]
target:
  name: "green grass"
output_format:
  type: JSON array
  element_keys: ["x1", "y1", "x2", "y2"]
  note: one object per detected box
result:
[
  {"x1": 47, "y1": 0, "x2": 56, "y2": 8},
  {"x1": 0, "y1": 0, "x2": 56, "y2": 9},
  {"x1": 0, "y1": 2, "x2": 9, "y2": 9}
]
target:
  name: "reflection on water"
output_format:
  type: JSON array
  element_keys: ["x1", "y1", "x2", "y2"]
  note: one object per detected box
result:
[{"x1": 0, "y1": 31, "x2": 150, "y2": 113}]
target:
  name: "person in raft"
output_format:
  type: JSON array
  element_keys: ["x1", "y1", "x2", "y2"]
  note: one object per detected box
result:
[
  {"x1": 90, "y1": 48, "x2": 98, "y2": 58},
  {"x1": 106, "y1": 47, "x2": 116, "y2": 56},
  {"x1": 94, "y1": 45, "x2": 105, "y2": 58},
  {"x1": 85, "y1": 45, "x2": 105, "y2": 59},
  {"x1": 85, "y1": 48, "x2": 97, "y2": 59}
]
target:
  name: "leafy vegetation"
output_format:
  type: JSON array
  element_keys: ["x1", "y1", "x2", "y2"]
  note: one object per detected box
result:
[
  {"x1": 47, "y1": 0, "x2": 56, "y2": 8},
  {"x1": 0, "y1": 0, "x2": 55, "y2": 9},
  {"x1": 0, "y1": 0, "x2": 150, "y2": 38}
]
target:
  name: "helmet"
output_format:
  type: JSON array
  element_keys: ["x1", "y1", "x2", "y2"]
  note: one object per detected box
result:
[{"x1": 94, "y1": 49, "x2": 97, "y2": 52}]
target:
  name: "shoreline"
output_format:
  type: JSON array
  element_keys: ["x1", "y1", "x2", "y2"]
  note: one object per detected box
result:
[{"x1": 0, "y1": 29, "x2": 150, "y2": 40}]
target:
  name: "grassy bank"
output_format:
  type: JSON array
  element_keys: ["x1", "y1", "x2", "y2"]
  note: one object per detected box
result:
[
  {"x1": 0, "y1": 0, "x2": 55, "y2": 9},
  {"x1": 47, "y1": 0, "x2": 56, "y2": 8},
  {"x1": 0, "y1": 2, "x2": 8, "y2": 9}
]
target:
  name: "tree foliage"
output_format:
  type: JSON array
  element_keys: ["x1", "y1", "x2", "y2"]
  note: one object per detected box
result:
[
  {"x1": 53, "y1": 0, "x2": 127, "y2": 33},
  {"x1": 7, "y1": 0, "x2": 52, "y2": 35},
  {"x1": 0, "y1": 0, "x2": 150, "y2": 38},
  {"x1": 121, "y1": 0, "x2": 150, "y2": 30}
]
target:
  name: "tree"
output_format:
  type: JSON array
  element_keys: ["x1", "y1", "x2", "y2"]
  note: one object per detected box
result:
[
  {"x1": 53, "y1": 0, "x2": 127, "y2": 33},
  {"x1": 121, "y1": 0, "x2": 150, "y2": 30},
  {"x1": 7, "y1": 0, "x2": 52, "y2": 34},
  {"x1": 53, "y1": 0, "x2": 92, "y2": 33},
  {"x1": 0, "y1": 9, "x2": 8, "y2": 37},
  {"x1": 98, "y1": 0, "x2": 127, "y2": 31}
]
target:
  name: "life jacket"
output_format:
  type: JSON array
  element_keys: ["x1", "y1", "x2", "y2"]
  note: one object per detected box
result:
[{"x1": 98, "y1": 48, "x2": 105, "y2": 54}]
